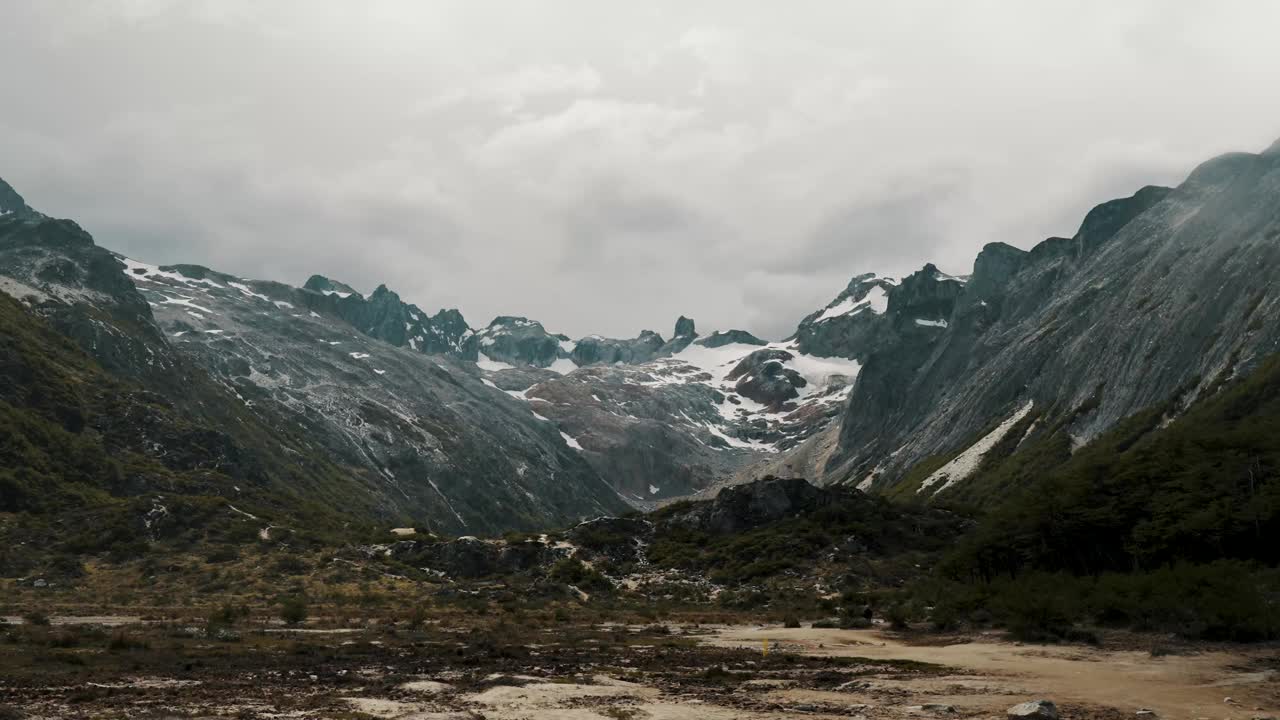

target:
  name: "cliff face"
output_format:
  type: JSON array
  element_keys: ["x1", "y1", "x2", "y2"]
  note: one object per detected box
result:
[{"x1": 823, "y1": 144, "x2": 1280, "y2": 495}]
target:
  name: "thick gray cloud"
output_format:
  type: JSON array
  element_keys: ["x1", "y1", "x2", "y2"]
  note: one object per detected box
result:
[{"x1": 3, "y1": 1, "x2": 1280, "y2": 340}]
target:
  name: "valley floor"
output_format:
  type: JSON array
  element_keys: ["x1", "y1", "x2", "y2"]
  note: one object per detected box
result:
[{"x1": 1, "y1": 613, "x2": 1275, "y2": 720}]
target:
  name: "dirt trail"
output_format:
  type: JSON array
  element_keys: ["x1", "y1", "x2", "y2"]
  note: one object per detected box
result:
[{"x1": 705, "y1": 626, "x2": 1279, "y2": 719}]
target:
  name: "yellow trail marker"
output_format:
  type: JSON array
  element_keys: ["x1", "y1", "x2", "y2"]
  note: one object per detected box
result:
[{"x1": 761, "y1": 639, "x2": 769, "y2": 657}]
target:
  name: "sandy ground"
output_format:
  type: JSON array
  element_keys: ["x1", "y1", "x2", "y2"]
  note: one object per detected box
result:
[
  {"x1": 5, "y1": 619, "x2": 1276, "y2": 719},
  {"x1": 704, "y1": 625, "x2": 1280, "y2": 719},
  {"x1": 317, "y1": 627, "x2": 1278, "y2": 719}
]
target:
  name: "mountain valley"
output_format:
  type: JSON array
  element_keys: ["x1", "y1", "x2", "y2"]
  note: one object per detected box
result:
[{"x1": 2, "y1": 140, "x2": 1279, "y2": 719}]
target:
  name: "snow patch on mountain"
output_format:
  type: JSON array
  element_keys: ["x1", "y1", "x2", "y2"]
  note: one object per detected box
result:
[
  {"x1": 477, "y1": 353, "x2": 515, "y2": 371},
  {"x1": 121, "y1": 258, "x2": 223, "y2": 289},
  {"x1": 547, "y1": 357, "x2": 578, "y2": 375},
  {"x1": 228, "y1": 282, "x2": 269, "y2": 301},
  {"x1": 917, "y1": 401, "x2": 1035, "y2": 495}
]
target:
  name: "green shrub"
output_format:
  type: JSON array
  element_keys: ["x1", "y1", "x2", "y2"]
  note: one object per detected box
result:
[
  {"x1": 106, "y1": 631, "x2": 148, "y2": 651},
  {"x1": 548, "y1": 558, "x2": 612, "y2": 593},
  {"x1": 885, "y1": 603, "x2": 914, "y2": 630},
  {"x1": 278, "y1": 596, "x2": 309, "y2": 626}
]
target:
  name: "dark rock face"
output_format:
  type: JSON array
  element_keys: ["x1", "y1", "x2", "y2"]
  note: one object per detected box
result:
[
  {"x1": 0, "y1": 217, "x2": 172, "y2": 382},
  {"x1": 463, "y1": 316, "x2": 568, "y2": 368},
  {"x1": 303, "y1": 274, "x2": 360, "y2": 296},
  {"x1": 824, "y1": 141, "x2": 1280, "y2": 495},
  {"x1": 0, "y1": 178, "x2": 42, "y2": 221},
  {"x1": 297, "y1": 278, "x2": 472, "y2": 356},
  {"x1": 664, "y1": 477, "x2": 855, "y2": 534},
  {"x1": 388, "y1": 537, "x2": 564, "y2": 579},
  {"x1": 886, "y1": 263, "x2": 965, "y2": 319},
  {"x1": 696, "y1": 330, "x2": 767, "y2": 349},
  {"x1": 790, "y1": 274, "x2": 898, "y2": 359},
  {"x1": 657, "y1": 316, "x2": 699, "y2": 355},
  {"x1": 571, "y1": 330, "x2": 665, "y2": 366},
  {"x1": 727, "y1": 348, "x2": 806, "y2": 410}
]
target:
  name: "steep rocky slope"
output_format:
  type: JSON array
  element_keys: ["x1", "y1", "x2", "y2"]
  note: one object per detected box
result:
[
  {"x1": 0, "y1": 195, "x2": 627, "y2": 534},
  {"x1": 818, "y1": 140, "x2": 1280, "y2": 494}
]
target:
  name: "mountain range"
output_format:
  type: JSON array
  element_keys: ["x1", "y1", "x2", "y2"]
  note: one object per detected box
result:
[{"x1": 2, "y1": 137, "x2": 1279, "y2": 536}]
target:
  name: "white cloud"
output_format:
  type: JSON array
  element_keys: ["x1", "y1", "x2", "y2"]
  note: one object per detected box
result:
[{"x1": 423, "y1": 64, "x2": 604, "y2": 116}]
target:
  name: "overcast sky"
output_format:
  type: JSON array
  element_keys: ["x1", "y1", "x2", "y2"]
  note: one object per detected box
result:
[{"x1": 3, "y1": 1, "x2": 1280, "y2": 339}]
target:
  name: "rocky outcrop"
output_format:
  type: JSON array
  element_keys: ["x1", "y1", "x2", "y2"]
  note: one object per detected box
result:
[
  {"x1": 657, "y1": 315, "x2": 699, "y2": 355},
  {"x1": 302, "y1": 274, "x2": 360, "y2": 297},
  {"x1": 571, "y1": 330, "x2": 665, "y2": 366},
  {"x1": 385, "y1": 536, "x2": 570, "y2": 578},
  {"x1": 298, "y1": 277, "x2": 473, "y2": 356},
  {"x1": 0, "y1": 178, "x2": 42, "y2": 221},
  {"x1": 663, "y1": 477, "x2": 856, "y2": 534},
  {"x1": 568, "y1": 517, "x2": 654, "y2": 563},
  {"x1": 696, "y1": 329, "x2": 767, "y2": 349},
  {"x1": 727, "y1": 348, "x2": 806, "y2": 410},
  {"x1": 463, "y1": 316, "x2": 569, "y2": 368},
  {"x1": 0, "y1": 215, "x2": 172, "y2": 382},
  {"x1": 790, "y1": 274, "x2": 898, "y2": 359}
]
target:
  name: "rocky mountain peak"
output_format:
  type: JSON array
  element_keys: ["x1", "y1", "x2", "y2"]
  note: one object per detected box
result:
[
  {"x1": 787, "y1": 271, "x2": 897, "y2": 358},
  {"x1": 464, "y1": 315, "x2": 567, "y2": 368},
  {"x1": 655, "y1": 315, "x2": 700, "y2": 356},
  {"x1": 570, "y1": 329, "x2": 666, "y2": 366},
  {"x1": 303, "y1": 274, "x2": 360, "y2": 297},
  {"x1": 490, "y1": 315, "x2": 541, "y2": 329},
  {"x1": 0, "y1": 177, "x2": 42, "y2": 221},
  {"x1": 967, "y1": 242, "x2": 1029, "y2": 300},
  {"x1": 885, "y1": 263, "x2": 965, "y2": 318},
  {"x1": 1072, "y1": 185, "x2": 1173, "y2": 256},
  {"x1": 696, "y1": 329, "x2": 767, "y2": 349}
]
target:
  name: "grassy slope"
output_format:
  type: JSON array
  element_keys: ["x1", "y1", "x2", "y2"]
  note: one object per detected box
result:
[
  {"x1": 906, "y1": 352, "x2": 1280, "y2": 640},
  {"x1": 0, "y1": 293, "x2": 386, "y2": 577}
]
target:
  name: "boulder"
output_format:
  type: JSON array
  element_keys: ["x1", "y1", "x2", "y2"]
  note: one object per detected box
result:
[{"x1": 1007, "y1": 700, "x2": 1058, "y2": 719}]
